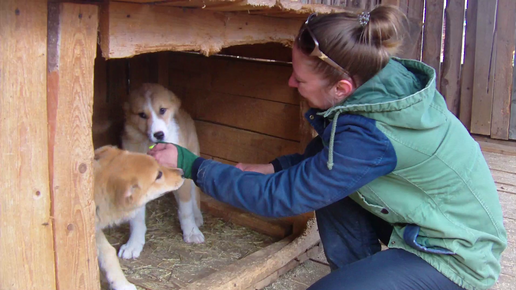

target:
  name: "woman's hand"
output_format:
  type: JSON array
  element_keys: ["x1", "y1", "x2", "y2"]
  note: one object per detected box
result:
[
  {"x1": 148, "y1": 143, "x2": 179, "y2": 168},
  {"x1": 148, "y1": 143, "x2": 198, "y2": 179},
  {"x1": 235, "y1": 163, "x2": 274, "y2": 174}
]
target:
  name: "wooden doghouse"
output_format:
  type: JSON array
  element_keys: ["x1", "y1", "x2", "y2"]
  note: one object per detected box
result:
[
  {"x1": 2, "y1": 0, "x2": 515, "y2": 289},
  {"x1": 1, "y1": 0, "x2": 360, "y2": 289}
]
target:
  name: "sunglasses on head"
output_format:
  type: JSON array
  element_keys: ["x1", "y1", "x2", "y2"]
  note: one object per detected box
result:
[{"x1": 298, "y1": 14, "x2": 352, "y2": 77}]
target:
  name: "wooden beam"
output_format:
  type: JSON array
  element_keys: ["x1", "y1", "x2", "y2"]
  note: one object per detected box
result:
[
  {"x1": 489, "y1": 0, "x2": 516, "y2": 140},
  {"x1": 47, "y1": 3, "x2": 100, "y2": 290},
  {"x1": 99, "y1": 2, "x2": 306, "y2": 59},
  {"x1": 0, "y1": 0, "x2": 56, "y2": 289},
  {"x1": 440, "y1": 0, "x2": 466, "y2": 116},
  {"x1": 183, "y1": 219, "x2": 320, "y2": 290}
]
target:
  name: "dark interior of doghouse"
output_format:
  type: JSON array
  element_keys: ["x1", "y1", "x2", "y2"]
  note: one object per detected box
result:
[{"x1": 92, "y1": 42, "x2": 308, "y2": 289}]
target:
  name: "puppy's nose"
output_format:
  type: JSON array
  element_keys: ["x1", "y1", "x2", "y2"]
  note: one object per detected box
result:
[{"x1": 153, "y1": 131, "x2": 165, "y2": 140}]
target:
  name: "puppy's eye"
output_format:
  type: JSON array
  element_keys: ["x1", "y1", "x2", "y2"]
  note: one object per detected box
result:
[
  {"x1": 159, "y1": 108, "x2": 167, "y2": 115},
  {"x1": 138, "y1": 112, "x2": 148, "y2": 119},
  {"x1": 156, "y1": 171, "x2": 163, "y2": 180}
]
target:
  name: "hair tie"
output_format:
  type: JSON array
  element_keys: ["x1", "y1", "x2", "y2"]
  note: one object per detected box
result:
[{"x1": 358, "y1": 11, "x2": 370, "y2": 27}]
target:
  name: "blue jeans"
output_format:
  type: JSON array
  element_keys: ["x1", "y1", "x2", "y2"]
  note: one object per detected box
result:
[{"x1": 311, "y1": 197, "x2": 464, "y2": 290}]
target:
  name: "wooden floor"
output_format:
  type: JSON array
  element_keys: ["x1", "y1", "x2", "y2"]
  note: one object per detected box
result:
[{"x1": 262, "y1": 149, "x2": 516, "y2": 290}]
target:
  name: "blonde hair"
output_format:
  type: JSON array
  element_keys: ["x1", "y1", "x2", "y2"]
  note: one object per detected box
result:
[{"x1": 295, "y1": 5, "x2": 408, "y2": 87}]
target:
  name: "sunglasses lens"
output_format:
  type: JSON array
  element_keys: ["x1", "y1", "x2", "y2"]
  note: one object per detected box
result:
[{"x1": 298, "y1": 28, "x2": 316, "y2": 55}]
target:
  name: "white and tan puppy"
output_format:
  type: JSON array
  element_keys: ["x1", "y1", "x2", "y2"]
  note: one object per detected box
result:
[
  {"x1": 121, "y1": 83, "x2": 204, "y2": 253},
  {"x1": 94, "y1": 145, "x2": 184, "y2": 290}
]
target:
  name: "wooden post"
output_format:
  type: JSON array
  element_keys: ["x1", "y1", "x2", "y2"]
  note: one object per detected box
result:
[
  {"x1": 0, "y1": 0, "x2": 57, "y2": 289},
  {"x1": 459, "y1": 0, "x2": 478, "y2": 130},
  {"x1": 470, "y1": 0, "x2": 497, "y2": 135},
  {"x1": 489, "y1": 0, "x2": 516, "y2": 140},
  {"x1": 47, "y1": 3, "x2": 100, "y2": 290},
  {"x1": 440, "y1": 0, "x2": 466, "y2": 116},
  {"x1": 422, "y1": 0, "x2": 445, "y2": 92}
]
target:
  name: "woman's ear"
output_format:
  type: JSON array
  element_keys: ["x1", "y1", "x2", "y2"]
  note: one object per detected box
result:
[{"x1": 333, "y1": 79, "x2": 354, "y2": 103}]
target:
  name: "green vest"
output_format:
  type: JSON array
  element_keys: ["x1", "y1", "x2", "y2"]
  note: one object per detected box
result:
[{"x1": 321, "y1": 58, "x2": 507, "y2": 290}]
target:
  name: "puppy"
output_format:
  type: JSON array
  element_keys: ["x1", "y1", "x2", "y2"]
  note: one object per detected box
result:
[
  {"x1": 94, "y1": 145, "x2": 184, "y2": 290},
  {"x1": 120, "y1": 83, "x2": 205, "y2": 256}
]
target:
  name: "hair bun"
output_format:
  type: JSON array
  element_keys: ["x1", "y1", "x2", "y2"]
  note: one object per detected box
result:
[{"x1": 361, "y1": 5, "x2": 407, "y2": 55}]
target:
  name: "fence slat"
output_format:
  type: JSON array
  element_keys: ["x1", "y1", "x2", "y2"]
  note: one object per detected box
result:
[
  {"x1": 422, "y1": 0, "x2": 445, "y2": 92},
  {"x1": 511, "y1": 59, "x2": 516, "y2": 140},
  {"x1": 470, "y1": 0, "x2": 497, "y2": 135},
  {"x1": 398, "y1": 0, "x2": 424, "y2": 60},
  {"x1": 459, "y1": 0, "x2": 478, "y2": 130},
  {"x1": 440, "y1": 0, "x2": 466, "y2": 116},
  {"x1": 490, "y1": 0, "x2": 516, "y2": 140}
]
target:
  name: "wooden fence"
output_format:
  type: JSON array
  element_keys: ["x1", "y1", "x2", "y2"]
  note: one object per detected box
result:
[
  {"x1": 305, "y1": 0, "x2": 516, "y2": 141},
  {"x1": 384, "y1": 0, "x2": 516, "y2": 141}
]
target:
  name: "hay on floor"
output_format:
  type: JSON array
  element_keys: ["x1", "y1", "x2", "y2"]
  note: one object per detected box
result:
[{"x1": 100, "y1": 194, "x2": 278, "y2": 289}]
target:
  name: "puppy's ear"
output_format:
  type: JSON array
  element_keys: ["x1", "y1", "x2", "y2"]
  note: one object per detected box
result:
[{"x1": 94, "y1": 145, "x2": 120, "y2": 161}]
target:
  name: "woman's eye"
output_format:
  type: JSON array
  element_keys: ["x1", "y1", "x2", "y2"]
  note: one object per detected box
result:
[
  {"x1": 159, "y1": 108, "x2": 167, "y2": 115},
  {"x1": 138, "y1": 112, "x2": 148, "y2": 119},
  {"x1": 156, "y1": 171, "x2": 163, "y2": 180}
]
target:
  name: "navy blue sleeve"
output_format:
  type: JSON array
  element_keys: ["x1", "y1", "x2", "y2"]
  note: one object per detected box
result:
[
  {"x1": 192, "y1": 115, "x2": 397, "y2": 218},
  {"x1": 271, "y1": 136, "x2": 324, "y2": 172}
]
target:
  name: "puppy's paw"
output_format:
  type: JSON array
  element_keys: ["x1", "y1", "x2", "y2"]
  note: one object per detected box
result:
[
  {"x1": 183, "y1": 227, "x2": 205, "y2": 244},
  {"x1": 118, "y1": 241, "x2": 144, "y2": 259},
  {"x1": 111, "y1": 280, "x2": 137, "y2": 290},
  {"x1": 194, "y1": 213, "x2": 204, "y2": 228}
]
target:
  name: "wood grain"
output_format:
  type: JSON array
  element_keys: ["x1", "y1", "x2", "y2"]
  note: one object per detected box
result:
[
  {"x1": 195, "y1": 121, "x2": 300, "y2": 164},
  {"x1": 459, "y1": 0, "x2": 478, "y2": 131},
  {"x1": 182, "y1": 88, "x2": 301, "y2": 141},
  {"x1": 99, "y1": 2, "x2": 305, "y2": 59},
  {"x1": 489, "y1": 0, "x2": 516, "y2": 140},
  {"x1": 47, "y1": 3, "x2": 100, "y2": 290},
  {"x1": 422, "y1": 0, "x2": 445, "y2": 92},
  {"x1": 440, "y1": 0, "x2": 466, "y2": 116},
  {"x1": 0, "y1": 0, "x2": 56, "y2": 289},
  {"x1": 470, "y1": 0, "x2": 497, "y2": 135}
]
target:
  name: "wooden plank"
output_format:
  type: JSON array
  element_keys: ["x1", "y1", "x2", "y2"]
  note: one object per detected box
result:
[
  {"x1": 210, "y1": 58, "x2": 298, "y2": 105},
  {"x1": 183, "y1": 219, "x2": 320, "y2": 290},
  {"x1": 99, "y1": 2, "x2": 305, "y2": 59},
  {"x1": 129, "y1": 53, "x2": 154, "y2": 91},
  {"x1": 92, "y1": 45, "x2": 113, "y2": 148},
  {"x1": 474, "y1": 135, "x2": 516, "y2": 156},
  {"x1": 490, "y1": 0, "x2": 516, "y2": 140},
  {"x1": 470, "y1": 0, "x2": 497, "y2": 135},
  {"x1": 248, "y1": 245, "x2": 322, "y2": 290},
  {"x1": 219, "y1": 42, "x2": 293, "y2": 63},
  {"x1": 169, "y1": 52, "x2": 298, "y2": 105},
  {"x1": 201, "y1": 195, "x2": 293, "y2": 239},
  {"x1": 156, "y1": 52, "x2": 170, "y2": 89},
  {"x1": 196, "y1": 121, "x2": 300, "y2": 164},
  {"x1": 47, "y1": 3, "x2": 100, "y2": 290},
  {"x1": 182, "y1": 88, "x2": 301, "y2": 141},
  {"x1": 483, "y1": 151, "x2": 516, "y2": 176},
  {"x1": 398, "y1": 0, "x2": 424, "y2": 60},
  {"x1": 440, "y1": 0, "x2": 466, "y2": 116},
  {"x1": 0, "y1": 0, "x2": 56, "y2": 289},
  {"x1": 459, "y1": 0, "x2": 478, "y2": 130},
  {"x1": 422, "y1": 0, "x2": 445, "y2": 92},
  {"x1": 511, "y1": 52, "x2": 516, "y2": 140}
]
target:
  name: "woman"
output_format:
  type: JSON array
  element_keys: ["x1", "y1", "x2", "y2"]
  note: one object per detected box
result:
[{"x1": 149, "y1": 5, "x2": 506, "y2": 290}]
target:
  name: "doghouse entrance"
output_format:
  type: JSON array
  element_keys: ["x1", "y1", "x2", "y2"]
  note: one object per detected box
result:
[{"x1": 93, "y1": 42, "x2": 320, "y2": 290}]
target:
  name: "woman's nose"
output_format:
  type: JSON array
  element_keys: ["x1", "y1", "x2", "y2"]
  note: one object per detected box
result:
[{"x1": 288, "y1": 74, "x2": 298, "y2": 88}]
